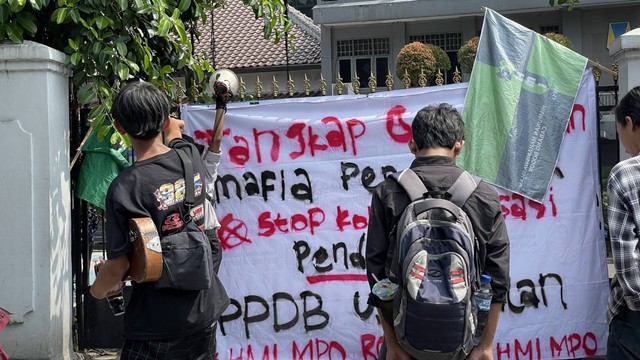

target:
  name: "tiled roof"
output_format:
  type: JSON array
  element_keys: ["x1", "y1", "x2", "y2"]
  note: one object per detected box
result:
[{"x1": 195, "y1": 1, "x2": 321, "y2": 70}]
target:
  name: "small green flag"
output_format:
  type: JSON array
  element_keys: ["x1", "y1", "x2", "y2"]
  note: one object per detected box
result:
[{"x1": 76, "y1": 128, "x2": 129, "y2": 210}]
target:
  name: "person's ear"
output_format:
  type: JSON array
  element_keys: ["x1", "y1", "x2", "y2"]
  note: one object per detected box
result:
[
  {"x1": 114, "y1": 120, "x2": 126, "y2": 135},
  {"x1": 161, "y1": 117, "x2": 171, "y2": 131},
  {"x1": 408, "y1": 139, "x2": 417, "y2": 154},
  {"x1": 625, "y1": 116, "x2": 635, "y2": 130},
  {"x1": 453, "y1": 140, "x2": 464, "y2": 156}
]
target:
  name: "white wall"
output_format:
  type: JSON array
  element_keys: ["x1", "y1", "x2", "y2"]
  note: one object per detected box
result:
[
  {"x1": 0, "y1": 41, "x2": 75, "y2": 360},
  {"x1": 611, "y1": 28, "x2": 640, "y2": 162}
]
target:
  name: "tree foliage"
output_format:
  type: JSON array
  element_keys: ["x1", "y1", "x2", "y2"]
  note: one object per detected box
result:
[
  {"x1": 0, "y1": 0, "x2": 291, "y2": 145},
  {"x1": 548, "y1": 0, "x2": 579, "y2": 11},
  {"x1": 396, "y1": 42, "x2": 436, "y2": 87}
]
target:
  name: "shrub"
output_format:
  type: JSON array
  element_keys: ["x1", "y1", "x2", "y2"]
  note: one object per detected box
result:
[
  {"x1": 426, "y1": 44, "x2": 451, "y2": 73},
  {"x1": 457, "y1": 36, "x2": 479, "y2": 73},
  {"x1": 396, "y1": 42, "x2": 436, "y2": 87},
  {"x1": 543, "y1": 32, "x2": 574, "y2": 50}
]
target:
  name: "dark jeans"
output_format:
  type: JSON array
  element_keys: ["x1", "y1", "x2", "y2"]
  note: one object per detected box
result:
[
  {"x1": 120, "y1": 323, "x2": 217, "y2": 360},
  {"x1": 608, "y1": 307, "x2": 640, "y2": 359}
]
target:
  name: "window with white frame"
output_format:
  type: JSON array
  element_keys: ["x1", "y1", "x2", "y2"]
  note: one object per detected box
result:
[
  {"x1": 408, "y1": 33, "x2": 463, "y2": 85},
  {"x1": 336, "y1": 38, "x2": 390, "y2": 89},
  {"x1": 409, "y1": 33, "x2": 462, "y2": 52},
  {"x1": 540, "y1": 25, "x2": 560, "y2": 34}
]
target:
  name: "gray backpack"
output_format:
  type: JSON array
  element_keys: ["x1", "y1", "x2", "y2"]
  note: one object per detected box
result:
[{"x1": 389, "y1": 168, "x2": 481, "y2": 360}]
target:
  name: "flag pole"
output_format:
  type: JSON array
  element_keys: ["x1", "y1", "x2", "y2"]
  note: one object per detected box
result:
[
  {"x1": 479, "y1": 7, "x2": 616, "y2": 77},
  {"x1": 70, "y1": 127, "x2": 93, "y2": 170},
  {"x1": 587, "y1": 60, "x2": 617, "y2": 77}
]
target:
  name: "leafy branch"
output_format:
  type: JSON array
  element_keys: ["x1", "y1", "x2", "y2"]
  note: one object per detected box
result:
[{"x1": 0, "y1": 0, "x2": 291, "y2": 145}]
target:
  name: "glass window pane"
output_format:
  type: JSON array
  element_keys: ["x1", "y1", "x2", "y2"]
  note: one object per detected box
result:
[
  {"x1": 356, "y1": 58, "x2": 372, "y2": 87},
  {"x1": 339, "y1": 59, "x2": 352, "y2": 83},
  {"x1": 376, "y1": 57, "x2": 388, "y2": 88}
]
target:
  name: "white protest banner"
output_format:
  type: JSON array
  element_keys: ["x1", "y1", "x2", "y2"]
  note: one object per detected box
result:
[{"x1": 181, "y1": 72, "x2": 608, "y2": 359}]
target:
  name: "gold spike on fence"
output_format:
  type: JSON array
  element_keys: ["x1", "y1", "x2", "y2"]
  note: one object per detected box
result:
[
  {"x1": 255, "y1": 76, "x2": 262, "y2": 99},
  {"x1": 352, "y1": 73, "x2": 360, "y2": 95},
  {"x1": 272, "y1": 76, "x2": 279, "y2": 98},
  {"x1": 287, "y1": 76, "x2": 295, "y2": 97},
  {"x1": 176, "y1": 82, "x2": 184, "y2": 105},
  {"x1": 418, "y1": 69, "x2": 427, "y2": 87},
  {"x1": 319, "y1": 74, "x2": 327, "y2": 96},
  {"x1": 386, "y1": 70, "x2": 394, "y2": 91},
  {"x1": 336, "y1": 74, "x2": 344, "y2": 95},
  {"x1": 592, "y1": 66, "x2": 602, "y2": 83},
  {"x1": 239, "y1": 77, "x2": 246, "y2": 101},
  {"x1": 303, "y1": 74, "x2": 311, "y2": 96},
  {"x1": 402, "y1": 70, "x2": 411, "y2": 89},
  {"x1": 191, "y1": 80, "x2": 199, "y2": 102},
  {"x1": 453, "y1": 67, "x2": 462, "y2": 84},
  {"x1": 368, "y1": 72, "x2": 376, "y2": 93},
  {"x1": 435, "y1": 69, "x2": 444, "y2": 86}
]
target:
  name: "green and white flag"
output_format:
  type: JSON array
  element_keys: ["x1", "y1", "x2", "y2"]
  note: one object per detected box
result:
[{"x1": 457, "y1": 8, "x2": 587, "y2": 202}]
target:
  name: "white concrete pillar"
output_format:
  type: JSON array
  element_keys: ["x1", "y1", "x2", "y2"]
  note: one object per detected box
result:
[
  {"x1": 0, "y1": 41, "x2": 74, "y2": 360},
  {"x1": 320, "y1": 25, "x2": 333, "y2": 93},
  {"x1": 609, "y1": 28, "x2": 640, "y2": 161}
]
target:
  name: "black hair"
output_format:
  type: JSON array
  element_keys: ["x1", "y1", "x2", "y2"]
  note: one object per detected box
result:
[
  {"x1": 111, "y1": 81, "x2": 170, "y2": 140},
  {"x1": 615, "y1": 86, "x2": 640, "y2": 127},
  {"x1": 411, "y1": 103, "x2": 465, "y2": 150}
]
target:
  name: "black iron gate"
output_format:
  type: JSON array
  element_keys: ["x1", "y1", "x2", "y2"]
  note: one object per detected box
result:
[
  {"x1": 593, "y1": 66, "x2": 619, "y2": 257},
  {"x1": 69, "y1": 87, "x2": 128, "y2": 351}
]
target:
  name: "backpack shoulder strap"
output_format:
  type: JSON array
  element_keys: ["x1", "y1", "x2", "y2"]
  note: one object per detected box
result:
[
  {"x1": 175, "y1": 148, "x2": 195, "y2": 207},
  {"x1": 391, "y1": 168, "x2": 428, "y2": 202},
  {"x1": 447, "y1": 171, "x2": 481, "y2": 208}
]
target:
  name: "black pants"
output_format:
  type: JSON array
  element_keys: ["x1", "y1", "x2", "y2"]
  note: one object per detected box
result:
[
  {"x1": 120, "y1": 323, "x2": 217, "y2": 360},
  {"x1": 608, "y1": 307, "x2": 640, "y2": 359}
]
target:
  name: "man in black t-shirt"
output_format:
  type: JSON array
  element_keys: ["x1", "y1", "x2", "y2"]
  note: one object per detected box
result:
[{"x1": 90, "y1": 81, "x2": 229, "y2": 359}]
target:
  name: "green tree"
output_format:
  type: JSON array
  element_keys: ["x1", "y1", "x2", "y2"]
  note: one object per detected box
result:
[{"x1": 0, "y1": 0, "x2": 291, "y2": 145}]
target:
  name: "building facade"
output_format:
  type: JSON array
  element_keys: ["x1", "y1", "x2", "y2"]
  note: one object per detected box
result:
[{"x1": 313, "y1": 0, "x2": 640, "y2": 89}]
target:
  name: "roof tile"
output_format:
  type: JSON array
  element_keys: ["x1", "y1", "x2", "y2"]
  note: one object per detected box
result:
[{"x1": 194, "y1": 0, "x2": 321, "y2": 70}]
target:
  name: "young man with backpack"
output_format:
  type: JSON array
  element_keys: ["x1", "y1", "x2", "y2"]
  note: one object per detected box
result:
[
  {"x1": 366, "y1": 103, "x2": 510, "y2": 360},
  {"x1": 90, "y1": 81, "x2": 229, "y2": 359}
]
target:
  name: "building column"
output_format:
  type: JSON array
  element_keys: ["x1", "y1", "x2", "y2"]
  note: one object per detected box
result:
[
  {"x1": 320, "y1": 25, "x2": 333, "y2": 92},
  {"x1": 561, "y1": 9, "x2": 582, "y2": 54},
  {"x1": 609, "y1": 28, "x2": 640, "y2": 161},
  {"x1": 0, "y1": 41, "x2": 75, "y2": 359}
]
